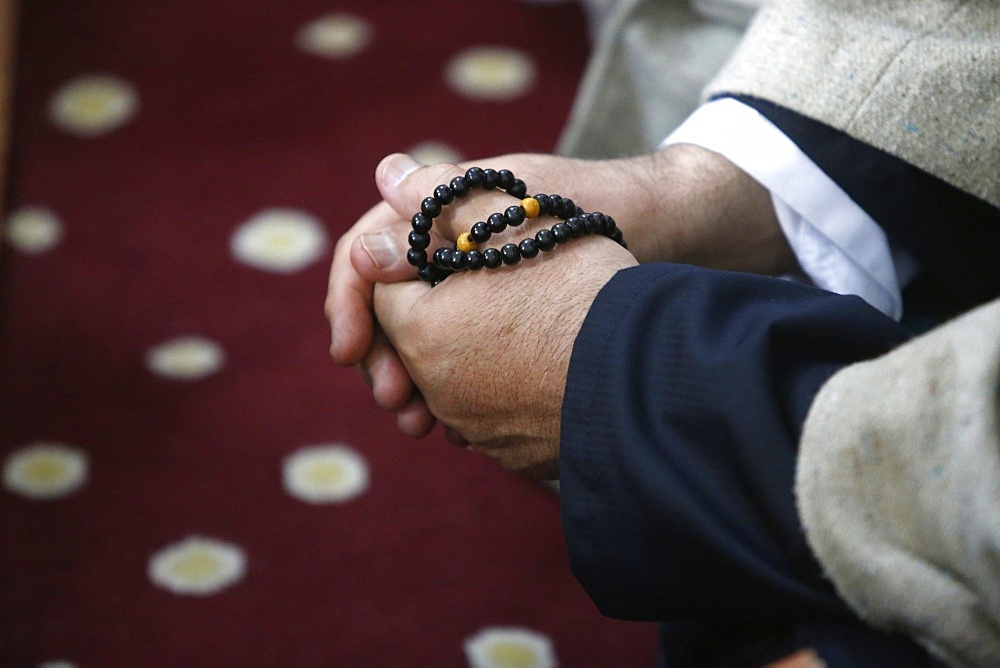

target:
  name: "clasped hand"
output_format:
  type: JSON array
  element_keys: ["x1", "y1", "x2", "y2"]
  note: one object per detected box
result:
[
  {"x1": 327, "y1": 153, "x2": 637, "y2": 478},
  {"x1": 326, "y1": 148, "x2": 789, "y2": 478}
]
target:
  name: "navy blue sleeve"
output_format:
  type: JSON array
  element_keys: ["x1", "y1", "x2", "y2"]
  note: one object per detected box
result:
[
  {"x1": 728, "y1": 94, "x2": 1000, "y2": 317},
  {"x1": 559, "y1": 263, "x2": 911, "y2": 623}
]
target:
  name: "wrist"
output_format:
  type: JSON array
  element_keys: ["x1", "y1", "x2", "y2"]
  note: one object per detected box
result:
[{"x1": 614, "y1": 143, "x2": 797, "y2": 275}]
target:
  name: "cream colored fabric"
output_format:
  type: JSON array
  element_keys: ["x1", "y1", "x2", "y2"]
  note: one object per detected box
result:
[
  {"x1": 706, "y1": 0, "x2": 1000, "y2": 208},
  {"x1": 559, "y1": 0, "x2": 753, "y2": 157},
  {"x1": 797, "y1": 299, "x2": 1000, "y2": 667},
  {"x1": 564, "y1": 0, "x2": 1000, "y2": 208},
  {"x1": 564, "y1": 2, "x2": 1000, "y2": 663}
]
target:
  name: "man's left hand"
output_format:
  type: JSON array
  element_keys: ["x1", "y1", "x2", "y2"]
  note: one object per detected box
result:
[{"x1": 374, "y1": 224, "x2": 637, "y2": 479}]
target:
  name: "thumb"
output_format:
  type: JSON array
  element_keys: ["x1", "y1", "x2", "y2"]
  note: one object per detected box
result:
[
  {"x1": 376, "y1": 153, "x2": 469, "y2": 240},
  {"x1": 350, "y1": 223, "x2": 417, "y2": 282}
]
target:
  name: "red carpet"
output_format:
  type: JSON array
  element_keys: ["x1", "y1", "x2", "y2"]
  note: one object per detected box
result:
[{"x1": 0, "y1": 1, "x2": 656, "y2": 665}]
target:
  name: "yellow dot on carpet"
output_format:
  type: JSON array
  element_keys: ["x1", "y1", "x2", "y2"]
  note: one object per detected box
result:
[
  {"x1": 231, "y1": 209, "x2": 328, "y2": 273},
  {"x1": 296, "y1": 13, "x2": 373, "y2": 59},
  {"x1": 48, "y1": 74, "x2": 139, "y2": 137},
  {"x1": 283, "y1": 444, "x2": 370, "y2": 504},
  {"x1": 4, "y1": 207, "x2": 63, "y2": 254},
  {"x1": 3, "y1": 443, "x2": 88, "y2": 501},
  {"x1": 445, "y1": 47, "x2": 536, "y2": 102},
  {"x1": 464, "y1": 627, "x2": 557, "y2": 668},
  {"x1": 148, "y1": 536, "x2": 246, "y2": 596},
  {"x1": 146, "y1": 336, "x2": 225, "y2": 381}
]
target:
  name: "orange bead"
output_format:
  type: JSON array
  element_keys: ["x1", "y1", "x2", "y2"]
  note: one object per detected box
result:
[
  {"x1": 520, "y1": 197, "x2": 541, "y2": 218},
  {"x1": 456, "y1": 232, "x2": 477, "y2": 253}
]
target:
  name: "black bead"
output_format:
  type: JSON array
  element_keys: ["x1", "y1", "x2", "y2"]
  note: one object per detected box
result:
[
  {"x1": 482, "y1": 168, "x2": 499, "y2": 189},
  {"x1": 408, "y1": 230, "x2": 430, "y2": 249},
  {"x1": 566, "y1": 217, "x2": 585, "y2": 237},
  {"x1": 562, "y1": 198, "x2": 578, "y2": 217},
  {"x1": 421, "y1": 196, "x2": 442, "y2": 218},
  {"x1": 507, "y1": 179, "x2": 527, "y2": 199},
  {"x1": 411, "y1": 212, "x2": 432, "y2": 233},
  {"x1": 504, "y1": 205, "x2": 526, "y2": 227},
  {"x1": 548, "y1": 195, "x2": 565, "y2": 218},
  {"x1": 407, "y1": 248, "x2": 427, "y2": 267},
  {"x1": 500, "y1": 243, "x2": 521, "y2": 265},
  {"x1": 449, "y1": 176, "x2": 470, "y2": 197},
  {"x1": 582, "y1": 213, "x2": 600, "y2": 234},
  {"x1": 487, "y1": 212, "x2": 507, "y2": 234},
  {"x1": 604, "y1": 217, "x2": 619, "y2": 238},
  {"x1": 418, "y1": 263, "x2": 442, "y2": 283},
  {"x1": 552, "y1": 223, "x2": 571, "y2": 243},
  {"x1": 518, "y1": 238, "x2": 539, "y2": 259},
  {"x1": 465, "y1": 167, "x2": 486, "y2": 188},
  {"x1": 534, "y1": 194, "x2": 551, "y2": 215},
  {"x1": 433, "y1": 184, "x2": 454, "y2": 205},
  {"x1": 466, "y1": 250, "x2": 484, "y2": 270},
  {"x1": 497, "y1": 169, "x2": 515, "y2": 190},
  {"x1": 610, "y1": 229, "x2": 624, "y2": 244},
  {"x1": 449, "y1": 250, "x2": 468, "y2": 271},
  {"x1": 433, "y1": 247, "x2": 453, "y2": 269},
  {"x1": 482, "y1": 247, "x2": 502, "y2": 268},
  {"x1": 535, "y1": 228, "x2": 556, "y2": 251},
  {"x1": 471, "y1": 221, "x2": 491, "y2": 243}
]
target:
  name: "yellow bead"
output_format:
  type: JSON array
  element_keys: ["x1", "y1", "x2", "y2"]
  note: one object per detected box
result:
[
  {"x1": 456, "y1": 232, "x2": 477, "y2": 253},
  {"x1": 521, "y1": 197, "x2": 540, "y2": 218}
]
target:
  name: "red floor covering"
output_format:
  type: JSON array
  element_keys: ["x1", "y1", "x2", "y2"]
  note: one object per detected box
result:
[{"x1": 0, "y1": 1, "x2": 658, "y2": 665}]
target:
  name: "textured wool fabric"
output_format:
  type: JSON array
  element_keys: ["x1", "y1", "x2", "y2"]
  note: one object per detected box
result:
[
  {"x1": 705, "y1": 0, "x2": 1000, "y2": 208},
  {"x1": 797, "y1": 298, "x2": 1000, "y2": 667},
  {"x1": 0, "y1": 1, "x2": 658, "y2": 665},
  {"x1": 557, "y1": 0, "x2": 751, "y2": 157}
]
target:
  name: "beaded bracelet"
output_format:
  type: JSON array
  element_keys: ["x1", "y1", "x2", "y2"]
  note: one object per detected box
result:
[{"x1": 407, "y1": 167, "x2": 626, "y2": 286}]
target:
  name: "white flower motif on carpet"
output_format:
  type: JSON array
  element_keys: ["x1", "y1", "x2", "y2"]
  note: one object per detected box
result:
[
  {"x1": 283, "y1": 444, "x2": 370, "y2": 504},
  {"x1": 3, "y1": 443, "x2": 88, "y2": 500},
  {"x1": 3, "y1": 207, "x2": 63, "y2": 254},
  {"x1": 445, "y1": 47, "x2": 536, "y2": 102},
  {"x1": 464, "y1": 627, "x2": 557, "y2": 668},
  {"x1": 231, "y1": 209, "x2": 327, "y2": 273},
  {"x1": 146, "y1": 336, "x2": 225, "y2": 381},
  {"x1": 297, "y1": 13, "x2": 373, "y2": 59},
  {"x1": 408, "y1": 140, "x2": 463, "y2": 166},
  {"x1": 148, "y1": 536, "x2": 247, "y2": 596},
  {"x1": 48, "y1": 74, "x2": 139, "y2": 137}
]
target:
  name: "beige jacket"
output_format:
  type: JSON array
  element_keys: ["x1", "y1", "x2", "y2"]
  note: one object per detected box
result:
[
  {"x1": 562, "y1": 2, "x2": 1000, "y2": 665},
  {"x1": 708, "y1": 0, "x2": 1000, "y2": 208},
  {"x1": 564, "y1": 0, "x2": 1000, "y2": 208},
  {"x1": 798, "y1": 299, "x2": 1000, "y2": 667},
  {"x1": 709, "y1": 7, "x2": 1000, "y2": 663}
]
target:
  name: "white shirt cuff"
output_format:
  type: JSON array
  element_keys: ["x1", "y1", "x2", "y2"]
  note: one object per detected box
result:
[{"x1": 661, "y1": 97, "x2": 915, "y2": 320}]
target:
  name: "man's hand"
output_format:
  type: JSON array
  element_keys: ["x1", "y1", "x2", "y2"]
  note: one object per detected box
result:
[
  {"x1": 325, "y1": 146, "x2": 792, "y2": 443},
  {"x1": 326, "y1": 152, "x2": 622, "y2": 438},
  {"x1": 325, "y1": 150, "x2": 662, "y2": 439},
  {"x1": 373, "y1": 225, "x2": 638, "y2": 479}
]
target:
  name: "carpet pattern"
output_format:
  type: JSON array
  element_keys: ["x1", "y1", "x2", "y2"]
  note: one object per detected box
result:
[{"x1": 0, "y1": 1, "x2": 656, "y2": 665}]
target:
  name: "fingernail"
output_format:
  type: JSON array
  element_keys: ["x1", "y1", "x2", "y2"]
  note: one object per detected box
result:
[
  {"x1": 382, "y1": 153, "x2": 421, "y2": 188},
  {"x1": 359, "y1": 231, "x2": 401, "y2": 269}
]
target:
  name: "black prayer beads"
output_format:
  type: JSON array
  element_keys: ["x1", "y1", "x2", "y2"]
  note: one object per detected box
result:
[{"x1": 408, "y1": 167, "x2": 627, "y2": 286}]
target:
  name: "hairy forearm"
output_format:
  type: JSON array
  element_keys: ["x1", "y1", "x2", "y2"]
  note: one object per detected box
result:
[{"x1": 605, "y1": 143, "x2": 797, "y2": 275}]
